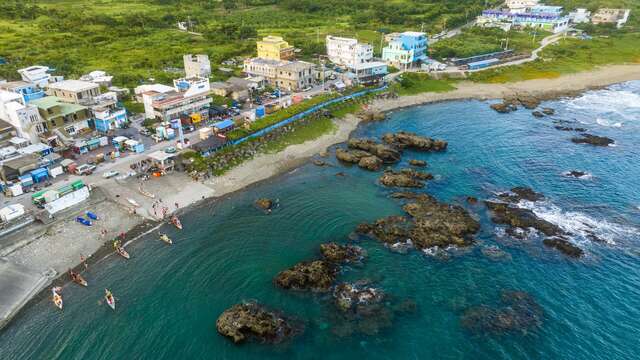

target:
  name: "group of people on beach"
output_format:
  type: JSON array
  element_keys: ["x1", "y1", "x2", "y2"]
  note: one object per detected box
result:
[{"x1": 151, "y1": 198, "x2": 179, "y2": 219}]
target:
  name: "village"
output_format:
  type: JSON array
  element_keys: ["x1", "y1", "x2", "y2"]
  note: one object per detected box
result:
[{"x1": 0, "y1": 0, "x2": 633, "y2": 329}]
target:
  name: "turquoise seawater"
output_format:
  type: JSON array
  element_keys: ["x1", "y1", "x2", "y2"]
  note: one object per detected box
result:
[{"x1": 1, "y1": 81, "x2": 639, "y2": 360}]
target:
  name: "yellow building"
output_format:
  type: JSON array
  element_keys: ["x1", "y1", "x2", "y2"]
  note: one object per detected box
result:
[{"x1": 256, "y1": 36, "x2": 294, "y2": 61}]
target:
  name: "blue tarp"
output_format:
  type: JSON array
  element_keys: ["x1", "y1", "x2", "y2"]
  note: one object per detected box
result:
[
  {"x1": 31, "y1": 167, "x2": 49, "y2": 183},
  {"x1": 213, "y1": 119, "x2": 234, "y2": 131}
]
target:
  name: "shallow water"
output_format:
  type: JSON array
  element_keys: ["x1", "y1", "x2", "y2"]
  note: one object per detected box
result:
[{"x1": 1, "y1": 81, "x2": 639, "y2": 360}]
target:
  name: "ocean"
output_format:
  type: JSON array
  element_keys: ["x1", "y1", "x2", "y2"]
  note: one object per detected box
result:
[{"x1": 1, "y1": 81, "x2": 639, "y2": 360}]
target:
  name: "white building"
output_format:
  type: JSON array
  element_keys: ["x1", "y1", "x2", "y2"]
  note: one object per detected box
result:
[
  {"x1": 184, "y1": 54, "x2": 211, "y2": 78},
  {"x1": 349, "y1": 61, "x2": 388, "y2": 85},
  {"x1": 505, "y1": 0, "x2": 540, "y2": 13},
  {"x1": 17, "y1": 66, "x2": 63, "y2": 88},
  {"x1": 325, "y1": 35, "x2": 373, "y2": 69},
  {"x1": 569, "y1": 8, "x2": 591, "y2": 24},
  {"x1": 140, "y1": 76, "x2": 212, "y2": 121},
  {"x1": 0, "y1": 90, "x2": 41, "y2": 144},
  {"x1": 80, "y1": 70, "x2": 114, "y2": 87}
]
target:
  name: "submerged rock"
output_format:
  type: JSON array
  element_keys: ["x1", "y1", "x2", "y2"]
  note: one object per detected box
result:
[
  {"x1": 216, "y1": 302, "x2": 302, "y2": 344},
  {"x1": 466, "y1": 196, "x2": 478, "y2": 205},
  {"x1": 312, "y1": 159, "x2": 327, "y2": 167},
  {"x1": 490, "y1": 102, "x2": 517, "y2": 113},
  {"x1": 461, "y1": 290, "x2": 543, "y2": 335},
  {"x1": 543, "y1": 237, "x2": 584, "y2": 258},
  {"x1": 565, "y1": 170, "x2": 587, "y2": 178},
  {"x1": 356, "y1": 216, "x2": 413, "y2": 245},
  {"x1": 348, "y1": 138, "x2": 401, "y2": 163},
  {"x1": 320, "y1": 243, "x2": 366, "y2": 264},
  {"x1": 381, "y1": 131, "x2": 448, "y2": 152},
  {"x1": 532, "y1": 111, "x2": 544, "y2": 118},
  {"x1": 255, "y1": 198, "x2": 274, "y2": 211},
  {"x1": 481, "y1": 245, "x2": 512, "y2": 261},
  {"x1": 571, "y1": 134, "x2": 614, "y2": 147},
  {"x1": 555, "y1": 126, "x2": 587, "y2": 132},
  {"x1": 542, "y1": 107, "x2": 555, "y2": 115},
  {"x1": 498, "y1": 187, "x2": 544, "y2": 202},
  {"x1": 274, "y1": 260, "x2": 338, "y2": 292},
  {"x1": 409, "y1": 159, "x2": 427, "y2": 167},
  {"x1": 333, "y1": 282, "x2": 385, "y2": 313},
  {"x1": 358, "y1": 155, "x2": 383, "y2": 171}
]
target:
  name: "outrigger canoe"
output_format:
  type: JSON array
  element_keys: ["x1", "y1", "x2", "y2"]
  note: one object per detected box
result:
[
  {"x1": 171, "y1": 215, "x2": 182, "y2": 230},
  {"x1": 159, "y1": 233, "x2": 173, "y2": 245},
  {"x1": 52, "y1": 287, "x2": 63, "y2": 310},
  {"x1": 69, "y1": 271, "x2": 88, "y2": 287},
  {"x1": 105, "y1": 289, "x2": 116, "y2": 310}
]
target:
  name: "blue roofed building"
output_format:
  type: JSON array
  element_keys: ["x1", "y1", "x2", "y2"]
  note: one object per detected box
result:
[
  {"x1": 0, "y1": 81, "x2": 45, "y2": 103},
  {"x1": 382, "y1": 31, "x2": 428, "y2": 69}
]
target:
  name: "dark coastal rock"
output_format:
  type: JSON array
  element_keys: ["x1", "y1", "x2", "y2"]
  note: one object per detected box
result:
[
  {"x1": 379, "y1": 170, "x2": 425, "y2": 188},
  {"x1": 335, "y1": 172, "x2": 346, "y2": 178},
  {"x1": 408, "y1": 159, "x2": 427, "y2": 167},
  {"x1": 485, "y1": 201, "x2": 562, "y2": 237},
  {"x1": 347, "y1": 138, "x2": 401, "y2": 163},
  {"x1": 381, "y1": 131, "x2": 448, "y2": 152},
  {"x1": 216, "y1": 302, "x2": 302, "y2": 344},
  {"x1": 320, "y1": 243, "x2": 366, "y2": 264},
  {"x1": 466, "y1": 196, "x2": 478, "y2": 205},
  {"x1": 360, "y1": 194, "x2": 479, "y2": 251},
  {"x1": 498, "y1": 187, "x2": 544, "y2": 202},
  {"x1": 532, "y1": 111, "x2": 544, "y2": 118},
  {"x1": 255, "y1": 198, "x2": 274, "y2": 211},
  {"x1": 461, "y1": 290, "x2": 543, "y2": 335},
  {"x1": 335, "y1": 148, "x2": 371, "y2": 164},
  {"x1": 518, "y1": 96, "x2": 541, "y2": 110},
  {"x1": 400, "y1": 168, "x2": 434, "y2": 180},
  {"x1": 490, "y1": 102, "x2": 517, "y2": 113},
  {"x1": 358, "y1": 155, "x2": 383, "y2": 171},
  {"x1": 571, "y1": 134, "x2": 614, "y2": 147},
  {"x1": 565, "y1": 170, "x2": 587, "y2": 178},
  {"x1": 555, "y1": 126, "x2": 587, "y2": 132},
  {"x1": 542, "y1": 108, "x2": 555, "y2": 115},
  {"x1": 274, "y1": 260, "x2": 338, "y2": 292},
  {"x1": 543, "y1": 237, "x2": 584, "y2": 258},
  {"x1": 312, "y1": 159, "x2": 327, "y2": 166}
]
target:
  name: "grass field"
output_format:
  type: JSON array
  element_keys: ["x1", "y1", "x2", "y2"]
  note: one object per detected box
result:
[{"x1": 392, "y1": 73, "x2": 457, "y2": 95}]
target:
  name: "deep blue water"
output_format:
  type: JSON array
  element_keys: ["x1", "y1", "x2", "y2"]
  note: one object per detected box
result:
[{"x1": 1, "y1": 81, "x2": 639, "y2": 360}]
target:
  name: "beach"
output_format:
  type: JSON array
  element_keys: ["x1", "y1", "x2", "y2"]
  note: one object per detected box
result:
[{"x1": 2, "y1": 64, "x2": 640, "y2": 330}]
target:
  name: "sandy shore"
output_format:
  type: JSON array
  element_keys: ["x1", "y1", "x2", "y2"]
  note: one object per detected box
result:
[{"x1": 1, "y1": 64, "x2": 639, "y2": 329}]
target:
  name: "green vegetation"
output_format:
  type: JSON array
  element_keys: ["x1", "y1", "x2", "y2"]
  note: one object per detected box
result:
[
  {"x1": 226, "y1": 93, "x2": 338, "y2": 140},
  {"x1": 262, "y1": 117, "x2": 337, "y2": 153},
  {"x1": 469, "y1": 32, "x2": 640, "y2": 83},
  {"x1": 392, "y1": 73, "x2": 456, "y2": 95},
  {"x1": 431, "y1": 27, "x2": 547, "y2": 60}
]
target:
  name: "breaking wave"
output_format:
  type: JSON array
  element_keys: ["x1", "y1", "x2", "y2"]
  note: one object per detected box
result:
[{"x1": 596, "y1": 118, "x2": 623, "y2": 128}]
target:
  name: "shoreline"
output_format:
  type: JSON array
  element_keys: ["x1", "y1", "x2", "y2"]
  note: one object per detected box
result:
[{"x1": 2, "y1": 64, "x2": 640, "y2": 332}]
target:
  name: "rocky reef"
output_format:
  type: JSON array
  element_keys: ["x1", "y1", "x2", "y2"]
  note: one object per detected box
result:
[
  {"x1": 532, "y1": 111, "x2": 544, "y2": 118},
  {"x1": 216, "y1": 302, "x2": 303, "y2": 344},
  {"x1": 381, "y1": 131, "x2": 448, "y2": 152},
  {"x1": 485, "y1": 201, "x2": 562, "y2": 237},
  {"x1": 320, "y1": 242, "x2": 366, "y2": 264},
  {"x1": 408, "y1": 159, "x2": 427, "y2": 167},
  {"x1": 543, "y1": 237, "x2": 584, "y2": 258},
  {"x1": 274, "y1": 260, "x2": 338, "y2": 292},
  {"x1": 571, "y1": 134, "x2": 614, "y2": 146},
  {"x1": 357, "y1": 193, "x2": 479, "y2": 251},
  {"x1": 461, "y1": 290, "x2": 543, "y2": 335},
  {"x1": 379, "y1": 169, "x2": 433, "y2": 188},
  {"x1": 347, "y1": 138, "x2": 401, "y2": 163}
]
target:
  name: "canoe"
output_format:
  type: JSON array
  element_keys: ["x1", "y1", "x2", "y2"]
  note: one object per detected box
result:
[
  {"x1": 159, "y1": 234, "x2": 173, "y2": 245},
  {"x1": 171, "y1": 216, "x2": 182, "y2": 230},
  {"x1": 127, "y1": 198, "x2": 140, "y2": 207},
  {"x1": 86, "y1": 211, "x2": 99, "y2": 220},
  {"x1": 70, "y1": 272, "x2": 88, "y2": 287},
  {"x1": 105, "y1": 289, "x2": 116, "y2": 311},
  {"x1": 52, "y1": 287, "x2": 63, "y2": 310},
  {"x1": 115, "y1": 247, "x2": 130, "y2": 260},
  {"x1": 76, "y1": 217, "x2": 92, "y2": 226}
]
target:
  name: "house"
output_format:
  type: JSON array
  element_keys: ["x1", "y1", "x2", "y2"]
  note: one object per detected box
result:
[
  {"x1": 591, "y1": 9, "x2": 631, "y2": 28},
  {"x1": 141, "y1": 76, "x2": 212, "y2": 121},
  {"x1": 348, "y1": 61, "x2": 388, "y2": 86},
  {"x1": 0, "y1": 90, "x2": 41, "y2": 144},
  {"x1": 325, "y1": 35, "x2": 373, "y2": 69},
  {"x1": 243, "y1": 58, "x2": 314, "y2": 91},
  {"x1": 79, "y1": 70, "x2": 114, "y2": 87},
  {"x1": 0, "y1": 81, "x2": 45, "y2": 103},
  {"x1": 569, "y1": 8, "x2": 591, "y2": 24},
  {"x1": 92, "y1": 92, "x2": 128, "y2": 132},
  {"x1": 210, "y1": 77, "x2": 257, "y2": 101},
  {"x1": 505, "y1": 0, "x2": 539, "y2": 13},
  {"x1": 184, "y1": 54, "x2": 211, "y2": 78},
  {"x1": 30, "y1": 96, "x2": 92, "y2": 141},
  {"x1": 45, "y1": 80, "x2": 100, "y2": 106},
  {"x1": 17, "y1": 66, "x2": 62, "y2": 88},
  {"x1": 134, "y1": 84, "x2": 175, "y2": 102},
  {"x1": 382, "y1": 32, "x2": 428, "y2": 69},
  {"x1": 480, "y1": 8, "x2": 570, "y2": 33},
  {"x1": 257, "y1": 36, "x2": 295, "y2": 61}
]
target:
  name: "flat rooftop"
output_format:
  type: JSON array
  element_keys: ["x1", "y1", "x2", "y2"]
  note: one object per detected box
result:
[{"x1": 46, "y1": 80, "x2": 98, "y2": 93}]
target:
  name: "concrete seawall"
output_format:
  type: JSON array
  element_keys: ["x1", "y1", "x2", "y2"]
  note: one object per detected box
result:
[{"x1": 0, "y1": 258, "x2": 51, "y2": 331}]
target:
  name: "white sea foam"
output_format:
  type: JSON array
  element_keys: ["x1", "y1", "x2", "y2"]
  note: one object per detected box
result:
[
  {"x1": 596, "y1": 118, "x2": 623, "y2": 128},
  {"x1": 517, "y1": 200, "x2": 639, "y2": 246},
  {"x1": 563, "y1": 84, "x2": 640, "y2": 127}
]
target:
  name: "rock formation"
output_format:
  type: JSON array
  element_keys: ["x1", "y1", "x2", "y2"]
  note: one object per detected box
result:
[
  {"x1": 408, "y1": 159, "x2": 427, "y2": 167},
  {"x1": 347, "y1": 138, "x2": 401, "y2": 163},
  {"x1": 571, "y1": 134, "x2": 614, "y2": 146},
  {"x1": 319, "y1": 243, "x2": 366, "y2": 264},
  {"x1": 274, "y1": 260, "x2": 338, "y2": 292},
  {"x1": 461, "y1": 290, "x2": 543, "y2": 335},
  {"x1": 216, "y1": 302, "x2": 302, "y2": 344},
  {"x1": 255, "y1": 198, "x2": 274, "y2": 212},
  {"x1": 543, "y1": 237, "x2": 584, "y2": 258},
  {"x1": 382, "y1": 131, "x2": 448, "y2": 151},
  {"x1": 358, "y1": 156, "x2": 383, "y2": 171}
]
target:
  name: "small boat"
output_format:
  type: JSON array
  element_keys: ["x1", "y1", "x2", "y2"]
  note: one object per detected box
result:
[
  {"x1": 86, "y1": 211, "x2": 99, "y2": 221},
  {"x1": 105, "y1": 289, "x2": 116, "y2": 310},
  {"x1": 69, "y1": 270, "x2": 88, "y2": 287},
  {"x1": 127, "y1": 198, "x2": 140, "y2": 207},
  {"x1": 76, "y1": 217, "x2": 92, "y2": 226},
  {"x1": 159, "y1": 233, "x2": 173, "y2": 245},
  {"x1": 171, "y1": 215, "x2": 182, "y2": 230},
  {"x1": 113, "y1": 241, "x2": 130, "y2": 259},
  {"x1": 52, "y1": 287, "x2": 63, "y2": 310}
]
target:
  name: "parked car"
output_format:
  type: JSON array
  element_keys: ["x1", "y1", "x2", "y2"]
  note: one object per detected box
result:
[
  {"x1": 164, "y1": 146, "x2": 177, "y2": 154},
  {"x1": 302, "y1": 86, "x2": 312, "y2": 92},
  {"x1": 139, "y1": 128, "x2": 151, "y2": 136},
  {"x1": 76, "y1": 164, "x2": 96, "y2": 176},
  {"x1": 102, "y1": 170, "x2": 120, "y2": 179},
  {"x1": 151, "y1": 134, "x2": 163, "y2": 143}
]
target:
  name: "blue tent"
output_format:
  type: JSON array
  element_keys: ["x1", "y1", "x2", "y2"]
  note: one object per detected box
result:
[
  {"x1": 31, "y1": 168, "x2": 49, "y2": 183},
  {"x1": 213, "y1": 119, "x2": 234, "y2": 132}
]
